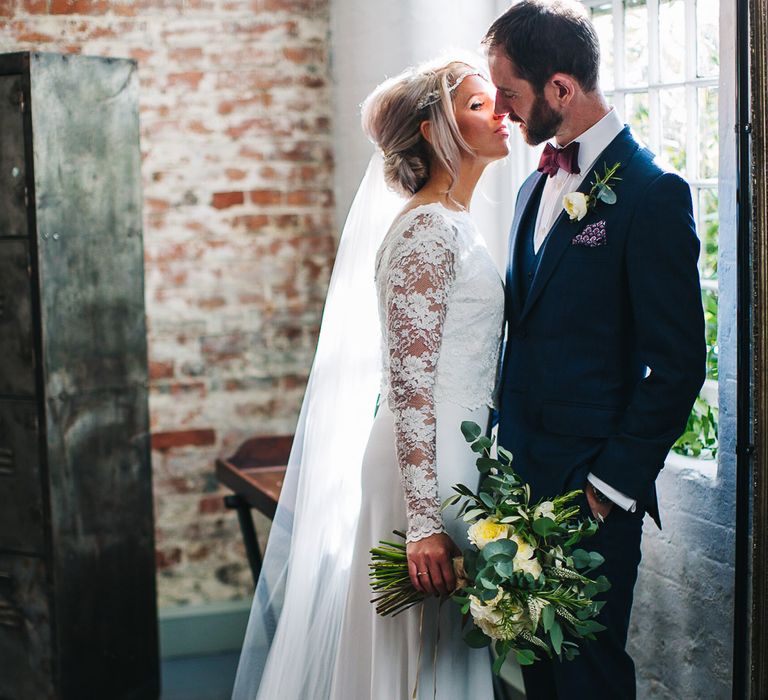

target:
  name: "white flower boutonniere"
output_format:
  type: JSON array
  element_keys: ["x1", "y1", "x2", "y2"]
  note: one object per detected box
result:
[{"x1": 563, "y1": 161, "x2": 622, "y2": 221}]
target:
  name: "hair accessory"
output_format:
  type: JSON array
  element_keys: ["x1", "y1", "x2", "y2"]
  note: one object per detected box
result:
[{"x1": 415, "y1": 67, "x2": 486, "y2": 110}]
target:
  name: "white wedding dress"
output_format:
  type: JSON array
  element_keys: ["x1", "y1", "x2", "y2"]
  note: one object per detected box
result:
[{"x1": 328, "y1": 202, "x2": 504, "y2": 699}]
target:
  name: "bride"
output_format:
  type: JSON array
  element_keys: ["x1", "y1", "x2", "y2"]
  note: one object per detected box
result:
[{"x1": 232, "y1": 58, "x2": 509, "y2": 700}]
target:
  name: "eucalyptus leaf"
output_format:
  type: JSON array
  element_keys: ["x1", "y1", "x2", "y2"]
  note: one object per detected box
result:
[
  {"x1": 479, "y1": 492, "x2": 496, "y2": 509},
  {"x1": 532, "y1": 516, "x2": 559, "y2": 537},
  {"x1": 482, "y1": 538, "x2": 518, "y2": 560},
  {"x1": 598, "y1": 185, "x2": 617, "y2": 204},
  {"x1": 492, "y1": 652, "x2": 507, "y2": 675},
  {"x1": 550, "y1": 620, "x2": 563, "y2": 655},
  {"x1": 542, "y1": 604, "x2": 555, "y2": 632},
  {"x1": 461, "y1": 421, "x2": 482, "y2": 442},
  {"x1": 516, "y1": 649, "x2": 537, "y2": 666},
  {"x1": 476, "y1": 457, "x2": 500, "y2": 473},
  {"x1": 464, "y1": 627, "x2": 491, "y2": 648},
  {"x1": 472, "y1": 436, "x2": 493, "y2": 453}
]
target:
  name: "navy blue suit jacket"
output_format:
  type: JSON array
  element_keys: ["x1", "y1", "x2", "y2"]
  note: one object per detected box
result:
[{"x1": 497, "y1": 126, "x2": 706, "y2": 527}]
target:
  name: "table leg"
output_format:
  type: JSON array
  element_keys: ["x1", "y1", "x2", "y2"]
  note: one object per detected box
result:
[{"x1": 224, "y1": 494, "x2": 263, "y2": 587}]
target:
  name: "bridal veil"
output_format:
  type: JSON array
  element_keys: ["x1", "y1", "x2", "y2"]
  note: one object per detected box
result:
[{"x1": 231, "y1": 153, "x2": 405, "y2": 699}]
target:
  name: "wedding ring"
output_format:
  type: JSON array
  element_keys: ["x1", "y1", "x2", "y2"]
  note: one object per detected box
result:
[{"x1": 417, "y1": 571, "x2": 428, "y2": 576}]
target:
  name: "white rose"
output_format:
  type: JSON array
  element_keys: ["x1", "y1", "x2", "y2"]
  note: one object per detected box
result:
[
  {"x1": 563, "y1": 191, "x2": 589, "y2": 221},
  {"x1": 510, "y1": 534, "x2": 533, "y2": 559},
  {"x1": 510, "y1": 534, "x2": 542, "y2": 578},
  {"x1": 468, "y1": 518, "x2": 510, "y2": 550},
  {"x1": 514, "y1": 554, "x2": 543, "y2": 579},
  {"x1": 469, "y1": 593, "x2": 506, "y2": 640},
  {"x1": 533, "y1": 501, "x2": 555, "y2": 519},
  {"x1": 469, "y1": 592, "x2": 526, "y2": 640}
]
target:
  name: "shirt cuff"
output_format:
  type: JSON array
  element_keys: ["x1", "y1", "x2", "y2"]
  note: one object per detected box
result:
[{"x1": 587, "y1": 473, "x2": 637, "y2": 512}]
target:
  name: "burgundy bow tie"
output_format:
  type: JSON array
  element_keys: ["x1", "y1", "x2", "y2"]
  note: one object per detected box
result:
[{"x1": 537, "y1": 141, "x2": 581, "y2": 178}]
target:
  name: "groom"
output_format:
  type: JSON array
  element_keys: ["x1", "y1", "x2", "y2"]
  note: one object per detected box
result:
[{"x1": 486, "y1": 1, "x2": 705, "y2": 698}]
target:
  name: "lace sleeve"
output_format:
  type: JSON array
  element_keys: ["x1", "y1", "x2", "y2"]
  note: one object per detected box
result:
[{"x1": 383, "y1": 213, "x2": 459, "y2": 543}]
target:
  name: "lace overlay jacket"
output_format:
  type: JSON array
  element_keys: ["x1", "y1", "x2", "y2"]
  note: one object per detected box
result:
[{"x1": 375, "y1": 204, "x2": 505, "y2": 542}]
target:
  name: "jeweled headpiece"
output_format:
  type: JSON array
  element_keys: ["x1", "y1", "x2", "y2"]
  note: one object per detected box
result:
[{"x1": 415, "y1": 67, "x2": 487, "y2": 110}]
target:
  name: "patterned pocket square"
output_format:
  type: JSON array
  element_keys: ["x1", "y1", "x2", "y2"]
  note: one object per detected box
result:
[{"x1": 572, "y1": 219, "x2": 607, "y2": 247}]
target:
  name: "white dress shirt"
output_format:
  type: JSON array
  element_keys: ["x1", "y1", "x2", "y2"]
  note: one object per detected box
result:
[{"x1": 533, "y1": 108, "x2": 637, "y2": 513}]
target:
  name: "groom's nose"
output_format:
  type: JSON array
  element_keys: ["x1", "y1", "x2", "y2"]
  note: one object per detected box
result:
[{"x1": 494, "y1": 92, "x2": 507, "y2": 116}]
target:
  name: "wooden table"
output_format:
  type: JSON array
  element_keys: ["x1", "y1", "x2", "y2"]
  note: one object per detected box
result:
[{"x1": 215, "y1": 435, "x2": 293, "y2": 586}]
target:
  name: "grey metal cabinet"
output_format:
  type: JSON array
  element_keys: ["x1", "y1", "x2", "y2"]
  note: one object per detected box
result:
[{"x1": 0, "y1": 52, "x2": 159, "y2": 700}]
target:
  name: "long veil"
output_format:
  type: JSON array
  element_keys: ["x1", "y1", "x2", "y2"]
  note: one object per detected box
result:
[{"x1": 231, "y1": 152, "x2": 405, "y2": 699}]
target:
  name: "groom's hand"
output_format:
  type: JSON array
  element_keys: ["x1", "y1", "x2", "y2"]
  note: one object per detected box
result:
[
  {"x1": 407, "y1": 532, "x2": 460, "y2": 598},
  {"x1": 585, "y1": 482, "x2": 614, "y2": 522}
]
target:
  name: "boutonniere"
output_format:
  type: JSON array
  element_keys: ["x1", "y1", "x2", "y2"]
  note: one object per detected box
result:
[{"x1": 562, "y1": 162, "x2": 622, "y2": 222}]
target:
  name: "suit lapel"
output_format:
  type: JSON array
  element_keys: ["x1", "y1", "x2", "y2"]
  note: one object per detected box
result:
[
  {"x1": 519, "y1": 126, "x2": 641, "y2": 322},
  {"x1": 506, "y1": 172, "x2": 546, "y2": 323}
]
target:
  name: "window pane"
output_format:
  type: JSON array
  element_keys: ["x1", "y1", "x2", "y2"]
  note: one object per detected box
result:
[
  {"x1": 702, "y1": 288, "x2": 719, "y2": 380},
  {"x1": 591, "y1": 3, "x2": 615, "y2": 91},
  {"x1": 660, "y1": 88, "x2": 687, "y2": 173},
  {"x1": 624, "y1": 0, "x2": 648, "y2": 86},
  {"x1": 625, "y1": 92, "x2": 650, "y2": 146},
  {"x1": 698, "y1": 188, "x2": 718, "y2": 280},
  {"x1": 699, "y1": 86, "x2": 718, "y2": 179},
  {"x1": 659, "y1": 0, "x2": 686, "y2": 83},
  {"x1": 697, "y1": 0, "x2": 719, "y2": 77}
]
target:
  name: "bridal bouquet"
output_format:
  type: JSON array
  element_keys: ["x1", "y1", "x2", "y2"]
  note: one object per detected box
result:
[{"x1": 369, "y1": 421, "x2": 610, "y2": 674}]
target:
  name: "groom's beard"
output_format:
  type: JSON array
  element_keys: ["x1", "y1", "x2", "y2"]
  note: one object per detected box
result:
[{"x1": 517, "y1": 93, "x2": 563, "y2": 146}]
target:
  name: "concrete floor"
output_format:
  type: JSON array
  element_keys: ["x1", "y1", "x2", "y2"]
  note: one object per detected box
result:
[
  {"x1": 160, "y1": 651, "x2": 525, "y2": 700},
  {"x1": 161, "y1": 652, "x2": 240, "y2": 700}
]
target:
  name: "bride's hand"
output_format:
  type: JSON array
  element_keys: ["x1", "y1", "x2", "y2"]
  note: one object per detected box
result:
[{"x1": 407, "y1": 532, "x2": 460, "y2": 597}]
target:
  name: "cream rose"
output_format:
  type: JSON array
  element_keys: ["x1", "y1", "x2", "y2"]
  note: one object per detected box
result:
[
  {"x1": 469, "y1": 592, "x2": 526, "y2": 640},
  {"x1": 563, "y1": 191, "x2": 589, "y2": 221},
  {"x1": 533, "y1": 501, "x2": 555, "y2": 519},
  {"x1": 469, "y1": 592, "x2": 506, "y2": 639},
  {"x1": 510, "y1": 534, "x2": 542, "y2": 578},
  {"x1": 468, "y1": 518, "x2": 509, "y2": 550}
]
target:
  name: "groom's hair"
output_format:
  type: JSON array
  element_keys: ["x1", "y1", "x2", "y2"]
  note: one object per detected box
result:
[{"x1": 484, "y1": 0, "x2": 600, "y2": 94}]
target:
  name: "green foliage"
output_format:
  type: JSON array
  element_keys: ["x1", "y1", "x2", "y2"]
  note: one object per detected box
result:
[
  {"x1": 703, "y1": 288, "x2": 719, "y2": 380},
  {"x1": 672, "y1": 395, "x2": 719, "y2": 459}
]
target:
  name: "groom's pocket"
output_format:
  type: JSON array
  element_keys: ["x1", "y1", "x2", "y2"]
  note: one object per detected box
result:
[{"x1": 540, "y1": 401, "x2": 622, "y2": 438}]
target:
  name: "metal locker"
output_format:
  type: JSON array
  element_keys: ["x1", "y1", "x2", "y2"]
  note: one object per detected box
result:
[{"x1": 0, "y1": 52, "x2": 159, "y2": 699}]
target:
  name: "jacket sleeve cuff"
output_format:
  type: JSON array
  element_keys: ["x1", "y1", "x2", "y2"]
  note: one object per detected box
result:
[{"x1": 587, "y1": 473, "x2": 637, "y2": 512}]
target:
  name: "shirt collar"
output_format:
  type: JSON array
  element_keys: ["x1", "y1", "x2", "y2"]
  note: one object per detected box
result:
[{"x1": 554, "y1": 108, "x2": 624, "y2": 176}]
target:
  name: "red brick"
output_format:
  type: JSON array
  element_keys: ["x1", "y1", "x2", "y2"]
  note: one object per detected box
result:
[
  {"x1": 18, "y1": 0, "x2": 47, "y2": 12},
  {"x1": 168, "y1": 46, "x2": 204, "y2": 62},
  {"x1": 152, "y1": 428, "x2": 216, "y2": 451},
  {"x1": 168, "y1": 71, "x2": 204, "y2": 89},
  {"x1": 0, "y1": 0, "x2": 14, "y2": 17},
  {"x1": 212, "y1": 191, "x2": 244, "y2": 209},
  {"x1": 282, "y1": 46, "x2": 324, "y2": 63},
  {"x1": 50, "y1": 0, "x2": 108, "y2": 13},
  {"x1": 198, "y1": 296, "x2": 226, "y2": 309},
  {"x1": 225, "y1": 167, "x2": 247, "y2": 181},
  {"x1": 231, "y1": 214, "x2": 269, "y2": 231},
  {"x1": 199, "y1": 495, "x2": 225, "y2": 515},
  {"x1": 249, "y1": 189, "x2": 282, "y2": 205},
  {"x1": 149, "y1": 360, "x2": 175, "y2": 380},
  {"x1": 17, "y1": 30, "x2": 55, "y2": 42},
  {"x1": 156, "y1": 547, "x2": 183, "y2": 569}
]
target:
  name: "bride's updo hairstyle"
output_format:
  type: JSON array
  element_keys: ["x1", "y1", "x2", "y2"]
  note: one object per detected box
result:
[{"x1": 362, "y1": 59, "x2": 481, "y2": 197}]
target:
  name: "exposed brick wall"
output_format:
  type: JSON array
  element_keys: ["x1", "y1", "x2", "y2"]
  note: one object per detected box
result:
[{"x1": 0, "y1": 0, "x2": 334, "y2": 607}]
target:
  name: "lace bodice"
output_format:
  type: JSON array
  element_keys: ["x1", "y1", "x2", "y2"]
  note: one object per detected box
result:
[{"x1": 375, "y1": 203, "x2": 505, "y2": 542}]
